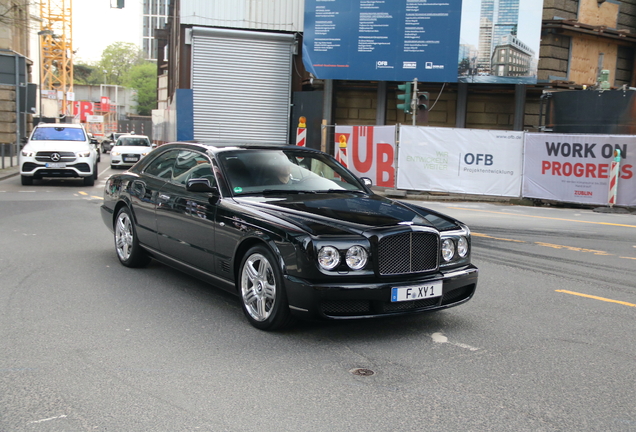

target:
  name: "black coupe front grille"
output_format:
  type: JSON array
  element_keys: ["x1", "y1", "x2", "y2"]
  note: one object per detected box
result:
[
  {"x1": 378, "y1": 231, "x2": 439, "y2": 275},
  {"x1": 441, "y1": 285, "x2": 475, "y2": 305},
  {"x1": 322, "y1": 297, "x2": 442, "y2": 317},
  {"x1": 383, "y1": 297, "x2": 440, "y2": 311},
  {"x1": 322, "y1": 300, "x2": 371, "y2": 315}
]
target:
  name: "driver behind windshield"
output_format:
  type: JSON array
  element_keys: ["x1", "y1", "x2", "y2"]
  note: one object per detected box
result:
[{"x1": 262, "y1": 155, "x2": 292, "y2": 185}]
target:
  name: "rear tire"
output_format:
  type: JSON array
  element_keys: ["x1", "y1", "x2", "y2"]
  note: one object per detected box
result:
[
  {"x1": 114, "y1": 206, "x2": 150, "y2": 268},
  {"x1": 21, "y1": 175, "x2": 33, "y2": 185}
]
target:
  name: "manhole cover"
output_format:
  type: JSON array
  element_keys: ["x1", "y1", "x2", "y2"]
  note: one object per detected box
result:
[{"x1": 350, "y1": 368, "x2": 375, "y2": 376}]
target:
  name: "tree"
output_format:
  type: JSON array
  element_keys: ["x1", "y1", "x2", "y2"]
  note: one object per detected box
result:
[
  {"x1": 123, "y1": 62, "x2": 157, "y2": 116},
  {"x1": 73, "y1": 63, "x2": 104, "y2": 85},
  {"x1": 98, "y1": 42, "x2": 145, "y2": 86}
]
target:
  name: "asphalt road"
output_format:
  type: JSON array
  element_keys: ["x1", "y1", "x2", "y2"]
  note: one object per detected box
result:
[{"x1": 1, "y1": 158, "x2": 635, "y2": 431}]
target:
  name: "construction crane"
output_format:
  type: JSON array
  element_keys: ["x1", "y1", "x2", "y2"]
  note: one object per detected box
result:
[{"x1": 39, "y1": 0, "x2": 73, "y2": 117}]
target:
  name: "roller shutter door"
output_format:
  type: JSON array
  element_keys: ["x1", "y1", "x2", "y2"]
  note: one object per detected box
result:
[{"x1": 191, "y1": 27, "x2": 294, "y2": 144}]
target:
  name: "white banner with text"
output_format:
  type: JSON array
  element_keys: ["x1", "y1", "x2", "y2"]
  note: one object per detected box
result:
[
  {"x1": 523, "y1": 133, "x2": 636, "y2": 206},
  {"x1": 397, "y1": 126, "x2": 523, "y2": 197}
]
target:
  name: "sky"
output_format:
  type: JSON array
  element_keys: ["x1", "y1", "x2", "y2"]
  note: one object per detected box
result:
[{"x1": 73, "y1": 0, "x2": 142, "y2": 64}]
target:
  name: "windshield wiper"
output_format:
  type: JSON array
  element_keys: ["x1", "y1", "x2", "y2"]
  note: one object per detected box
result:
[
  {"x1": 261, "y1": 189, "x2": 318, "y2": 195},
  {"x1": 315, "y1": 189, "x2": 366, "y2": 194}
]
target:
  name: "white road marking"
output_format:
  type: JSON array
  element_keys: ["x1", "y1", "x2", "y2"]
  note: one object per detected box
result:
[
  {"x1": 431, "y1": 332, "x2": 479, "y2": 351},
  {"x1": 29, "y1": 414, "x2": 67, "y2": 424}
]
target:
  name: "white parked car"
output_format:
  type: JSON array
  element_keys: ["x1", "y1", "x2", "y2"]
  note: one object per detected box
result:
[
  {"x1": 110, "y1": 135, "x2": 155, "y2": 169},
  {"x1": 19, "y1": 123, "x2": 99, "y2": 186}
]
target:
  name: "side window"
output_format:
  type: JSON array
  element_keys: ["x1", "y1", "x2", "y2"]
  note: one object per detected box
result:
[
  {"x1": 172, "y1": 151, "x2": 216, "y2": 187},
  {"x1": 144, "y1": 150, "x2": 179, "y2": 179}
]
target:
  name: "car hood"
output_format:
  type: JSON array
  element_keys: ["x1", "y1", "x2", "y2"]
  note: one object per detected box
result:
[
  {"x1": 233, "y1": 193, "x2": 462, "y2": 236},
  {"x1": 24, "y1": 141, "x2": 91, "y2": 152},
  {"x1": 112, "y1": 145, "x2": 152, "y2": 153}
]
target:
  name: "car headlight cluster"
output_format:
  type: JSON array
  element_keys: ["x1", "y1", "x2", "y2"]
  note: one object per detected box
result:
[
  {"x1": 441, "y1": 236, "x2": 469, "y2": 262},
  {"x1": 318, "y1": 245, "x2": 368, "y2": 271},
  {"x1": 111, "y1": 151, "x2": 121, "y2": 156},
  {"x1": 21, "y1": 150, "x2": 35, "y2": 157},
  {"x1": 76, "y1": 151, "x2": 91, "y2": 157}
]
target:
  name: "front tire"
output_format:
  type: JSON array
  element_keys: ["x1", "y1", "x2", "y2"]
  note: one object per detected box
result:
[
  {"x1": 83, "y1": 172, "x2": 95, "y2": 186},
  {"x1": 238, "y1": 245, "x2": 294, "y2": 331},
  {"x1": 21, "y1": 175, "x2": 33, "y2": 185},
  {"x1": 114, "y1": 206, "x2": 150, "y2": 268}
]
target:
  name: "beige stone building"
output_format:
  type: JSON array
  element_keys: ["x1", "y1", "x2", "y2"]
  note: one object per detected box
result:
[{"x1": 0, "y1": 0, "x2": 35, "y2": 168}]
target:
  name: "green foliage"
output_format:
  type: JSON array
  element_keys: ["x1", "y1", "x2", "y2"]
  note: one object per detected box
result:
[
  {"x1": 73, "y1": 42, "x2": 156, "y2": 115},
  {"x1": 99, "y1": 42, "x2": 146, "y2": 86},
  {"x1": 123, "y1": 62, "x2": 157, "y2": 116},
  {"x1": 458, "y1": 58, "x2": 471, "y2": 75},
  {"x1": 73, "y1": 63, "x2": 104, "y2": 85}
]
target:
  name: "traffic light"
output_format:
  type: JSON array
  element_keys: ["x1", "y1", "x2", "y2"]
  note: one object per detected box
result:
[
  {"x1": 397, "y1": 82, "x2": 412, "y2": 113},
  {"x1": 417, "y1": 92, "x2": 429, "y2": 112}
]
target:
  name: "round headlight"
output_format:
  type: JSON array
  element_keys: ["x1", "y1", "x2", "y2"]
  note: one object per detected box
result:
[
  {"x1": 457, "y1": 236, "x2": 469, "y2": 257},
  {"x1": 318, "y1": 246, "x2": 341, "y2": 270},
  {"x1": 345, "y1": 246, "x2": 368, "y2": 270},
  {"x1": 441, "y1": 238, "x2": 455, "y2": 262}
]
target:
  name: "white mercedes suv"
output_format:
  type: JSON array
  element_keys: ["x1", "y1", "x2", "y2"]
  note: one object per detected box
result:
[{"x1": 20, "y1": 123, "x2": 99, "y2": 186}]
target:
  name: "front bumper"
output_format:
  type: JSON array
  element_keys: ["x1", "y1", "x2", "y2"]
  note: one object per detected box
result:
[
  {"x1": 284, "y1": 264, "x2": 478, "y2": 320},
  {"x1": 111, "y1": 155, "x2": 141, "y2": 167},
  {"x1": 20, "y1": 161, "x2": 93, "y2": 178}
]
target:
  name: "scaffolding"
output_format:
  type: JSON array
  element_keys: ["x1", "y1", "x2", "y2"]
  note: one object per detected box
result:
[{"x1": 40, "y1": 0, "x2": 73, "y2": 116}]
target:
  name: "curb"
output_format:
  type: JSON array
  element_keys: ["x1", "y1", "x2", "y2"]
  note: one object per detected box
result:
[{"x1": 0, "y1": 166, "x2": 20, "y2": 181}]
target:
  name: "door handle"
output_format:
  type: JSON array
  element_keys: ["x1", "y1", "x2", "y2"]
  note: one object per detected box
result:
[{"x1": 158, "y1": 194, "x2": 170, "y2": 202}]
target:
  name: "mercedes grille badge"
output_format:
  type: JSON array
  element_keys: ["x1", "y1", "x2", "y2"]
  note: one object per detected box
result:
[{"x1": 50, "y1": 153, "x2": 61, "y2": 162}]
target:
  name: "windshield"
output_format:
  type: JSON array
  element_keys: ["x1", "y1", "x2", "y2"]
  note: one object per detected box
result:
[
  {"x1": 218, "y1": 149, "x2": 365, "y2": 195},
  {"x1": 116, "y1": 137, "x2": 151, "y2": 147},
  {"x1": 32, "y1": 127, "x2": 86, "y2": 141}
]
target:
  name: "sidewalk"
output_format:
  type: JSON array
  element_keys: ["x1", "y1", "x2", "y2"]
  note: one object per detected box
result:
[
  {"x1": 372, "y1": 187, "x2": 636, "y2": 214},
  {"x1": 0, "y1": 156, "x2": 20, "y2": 180}
]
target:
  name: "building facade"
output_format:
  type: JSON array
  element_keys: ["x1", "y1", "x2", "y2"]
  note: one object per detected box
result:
[
  {"x1": 142, "y1": 0, "x2": 170, "y2": 60},
  {"x1": 478, "y1": 0, "x2": 522, "y2": 74},
  {"x1": 491, "y1": 35, "x2": 535, "y2": 77}
]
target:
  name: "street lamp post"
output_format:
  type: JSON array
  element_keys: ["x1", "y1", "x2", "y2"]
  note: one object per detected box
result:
[{"x1": 37, "y1": 29, "x2": 54, "y2": 124}]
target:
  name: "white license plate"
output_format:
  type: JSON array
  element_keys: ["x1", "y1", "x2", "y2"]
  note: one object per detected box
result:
[
  {"x1": 391, "y1": 281, "x2": 442, "y2": 302},
  {"x1": 45, "y1": 162, "x2": 66, "y2": 168},
  {"x1": 123, "y1": 157, "x2": 139, "y2": 162}
]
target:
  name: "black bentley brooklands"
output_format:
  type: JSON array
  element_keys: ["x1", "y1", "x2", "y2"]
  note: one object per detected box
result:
[{"x1": 101, "y1": 142, "x2": 478, "y2": 330}]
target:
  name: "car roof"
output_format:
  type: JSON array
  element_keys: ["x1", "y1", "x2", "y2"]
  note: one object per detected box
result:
[
  {"x1": 159, "y1": 141, "x2": 325, "y2": 156},
  {"x1": 36, "y1": 123, "x2": 84, "y2": 129},
  {"x1": 119, "y1": 134, "x2": 150, "y2": 139}
]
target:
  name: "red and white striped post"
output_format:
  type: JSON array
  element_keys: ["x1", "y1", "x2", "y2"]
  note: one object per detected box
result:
[
  {"x1": 296, "y1": 116, "x2": 307, "y2": 147},
  {"x1": 337, "y1": 133, "x2": 348, "y2": 168},
  {"x1": 608, "y1": 149, "x2": 621, "y2": 208}
]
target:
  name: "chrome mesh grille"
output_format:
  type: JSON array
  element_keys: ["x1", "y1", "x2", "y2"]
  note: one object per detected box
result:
[{"x1": 378, "y1": 232, "x2": 439, "y2": 275}]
